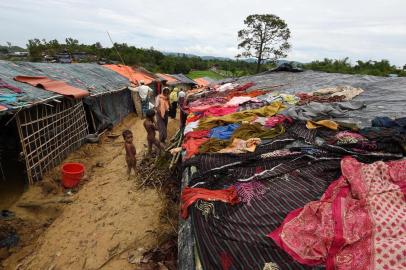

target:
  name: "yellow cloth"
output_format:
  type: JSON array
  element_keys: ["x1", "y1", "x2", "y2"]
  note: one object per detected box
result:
[
  {"x1": 169, "y1": 90, "x2": 178, "y2": 103},
  {"x1": 198, "y1": 102, "x2": 286, "y2": 130},
  {"x1": 306, "y1": 120, "x2": 339, "y2": 130},
  {"x1": 218, "y1": 138, "x2": 261, "y2": 154}
]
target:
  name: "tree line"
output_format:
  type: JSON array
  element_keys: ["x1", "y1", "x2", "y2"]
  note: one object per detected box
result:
[
  {"x1": 25, "y1": 38, "x2": 261, "y2": 76},
  {"x1": 303, "y1": 58, "x2": 406, "y2": 77}
]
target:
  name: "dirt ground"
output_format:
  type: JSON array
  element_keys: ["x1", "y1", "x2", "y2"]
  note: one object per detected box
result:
[{"x1": 0, "y1": 114, "x2": 180, "y2": 270}]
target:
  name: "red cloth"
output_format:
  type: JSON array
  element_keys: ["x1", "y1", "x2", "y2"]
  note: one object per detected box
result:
[
  {"x1": 184, "y1": 129, "x2": 210, "y2": 141},
  {"x1": 182, "y1": 137, "x2": 209, "y2": 158},
  {"x1": 181, "y1": 186, "x2": 240, "y2": 219},
  {"x1": 14, "y1": 76, "x2": 89, "y2": 98},
  {"x1": 227, "y1": 89, "x2": 271, "y2": 99},
  {"x1": 269, "y1": 157, "x2": 406, "y2": 270},
  {"x1": 186, "y1": 114, "x2": 203, "y2": 124},
  {"x1": 203, "y1": 106, "x2": 238, "y2": 117}
]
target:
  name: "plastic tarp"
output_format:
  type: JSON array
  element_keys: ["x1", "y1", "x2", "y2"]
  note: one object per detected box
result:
[
  {"x1": 104, "y1": 64, "x2": 155, "y2": 84},
  {"x1": 156, "y1": 73, "x2": 179, "y2": 84},
  {"x1": 229, "y1": 70, "x2": 406, "y2": 127}
]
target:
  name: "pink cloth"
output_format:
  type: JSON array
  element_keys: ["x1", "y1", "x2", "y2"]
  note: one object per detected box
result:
[
  {"x1": 269, "y1": 157, "x2": 406, "y2": 270},
  {"x1": 203, "y1": 106, "x2": 238, "y2": 117},
  {"x1": 264, "y1": 115, "x2": 292, "y2": 128},
  {"x1": 225, "y1": 96, "x2": 255, "y2": 106}
]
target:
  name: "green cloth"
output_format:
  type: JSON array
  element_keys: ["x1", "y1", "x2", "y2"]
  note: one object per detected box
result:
[
  {"x1": 231, "y1": 123, "x2": 285, "y2": 140},
  {"x1": 198, "y1": 102, "x2": 286, "y2": 130},
  {"x1": 198, "y1": 138, "x2": 230, "y2": 153}
]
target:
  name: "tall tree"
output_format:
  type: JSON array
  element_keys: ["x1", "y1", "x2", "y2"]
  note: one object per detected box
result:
[{"x1": 237, "y1": 14, "x2": 291, "y2": 73}]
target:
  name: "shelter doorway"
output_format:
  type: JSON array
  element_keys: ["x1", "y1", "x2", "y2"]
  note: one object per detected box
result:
[{"x1": 0, "y1": 115, "x2": 27, "y2": 210}]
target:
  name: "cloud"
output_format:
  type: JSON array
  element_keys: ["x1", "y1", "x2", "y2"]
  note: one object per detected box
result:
[{"x1": 0, "y1": 0, "x2": 405, "y2": 65}]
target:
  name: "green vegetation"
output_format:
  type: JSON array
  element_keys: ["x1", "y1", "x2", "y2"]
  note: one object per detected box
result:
[
  {"x1": 187, "y1": 70, "x2": 225, "y2": 80},
  {"x1": 21, "y1": 38, "x2": 260, "y2": 76},
  {"x1": 304, "y1": 58, "x2": 406, "y2": 77}
]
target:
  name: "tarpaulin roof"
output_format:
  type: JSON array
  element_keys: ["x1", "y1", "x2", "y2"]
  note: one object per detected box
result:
[
  {"x1": 156, "y1": 73, "x2": 179, "y2": 84},
  {"x1": 171, "y1": 74, "x2": 197, "y2": 85},
  {"x1": 226, "y1": 70, "x2": 406, "y2": 127},
  {"x1": 0, "y1": 61, "x2": 129, "y2": 113},
  {"x1": 104, "y1": 64, "x2": 156, "y2": 84}
]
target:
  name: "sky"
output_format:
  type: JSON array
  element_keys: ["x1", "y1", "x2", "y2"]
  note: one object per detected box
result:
[{"x1": 1, "y1": 0, "x2": 405, "y2": 66}]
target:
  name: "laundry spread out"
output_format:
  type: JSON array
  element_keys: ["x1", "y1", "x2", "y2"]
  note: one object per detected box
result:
[
  {"x1": 14, "y1": 76, "x2": 89, "y2": 98},
  {"x1": 174, "y1": 79, "x2": 405, "y2": 270}
]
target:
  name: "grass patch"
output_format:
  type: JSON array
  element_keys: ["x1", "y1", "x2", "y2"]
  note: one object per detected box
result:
[{"x1": 187, "y1": 70, "x2": 226, "y2": 80}]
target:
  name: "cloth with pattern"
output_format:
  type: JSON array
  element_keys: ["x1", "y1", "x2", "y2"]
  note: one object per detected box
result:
[{"x1": 269, "y1": 156, "x2": 406, "y2": 270}]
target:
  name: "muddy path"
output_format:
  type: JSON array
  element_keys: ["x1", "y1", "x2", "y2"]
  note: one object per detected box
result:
[{"x1": 1, "y1": 114, "x2": 179, "y2": 270}]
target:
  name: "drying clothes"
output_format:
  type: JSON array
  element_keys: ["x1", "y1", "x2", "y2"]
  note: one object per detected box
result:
[
  {"x1": 209, "y1": 123, "x2": 241, "y2": 140},
  {"x1": 217, "y1": 83, "x2": 238, "y2": 92},
  {"x1": 203, "y1": 106, "x2": 238, "y2": 117},
  {"x1": 284, "y1": 101, "x2": 365, "y2": 122},
  {"x1": 182, "y1": 137, "x2": 209, "y2": 158},
  {"x1": 227, "y1": 89, "x2": 271, "y2": 99},
  {"x1": 0, "y1": 78, "x2": 22, "y2": 93},
  {"x1": 280, "y1": 94, "x2": 299, "y2": 105},
  {"x1": 264, "y1": 115, "x2": 293, "y2": 128},
  {"x1": 312, "y1": 85, "x2": 364, "y2": 101},
  {"x1": 232, "y1": 123, "x2": 285, "y2": 140},
  {"x1": 189, "y1": 97, "x2": 228, "y2": 107},
  {"x1": 184, "y1": 129, "x2": 210, "y2": 142},
  {"x1": 233, "y1": 181, "x2": 268, "y2": 206},
  {"x1": 306, "y1": 120, "x2": 339, "y2": 130},
  {"x1": 14, "y1": 76, "x2": 89, "y2": 98},
  {"x1": 0, "y1": 94, "x2": 18, "y2": 103},
  {"x1": 186, "y1": 113, "x2": 203, "y2": 124},
  {"x1": 334, "y1": 131, "x2": 367, "y2": 145},
  {"x1": 189, "y1": 159, "x2": 341, "y2": 270},
  {"x1": 237, "y1": 101, "x2": 271, "y2": 112},
  {"x1": 225, "y1": 96, "x2": 256, "y2": 106},
  {"x1": 198, "y1": 102, "x2": 286, "y2": 130},
  {"x1": 181, "y1": 186, "x2": 239, "y2": 219},
  {"x1": 184, "y1": 120, "x2": 200, "y2": 135},
  {"x1": 199, "y1": 138, "x2": 230, "y2": 153},
  {"x1": 218, "y1": 138, "x2": 261, "y2": 154},
  {"x1": 359, "y1": 127, "x2": 406, "y2": 153},
  {"x1": 0, "y1": 105, "x2": 7, "y2": 111},
  {"x1": 296, "y1": 92, "x2": 346, "y2": 105},
  {"x1": 269, "y1": 157, "x2": 406, "y2": 270},
  {"x1": 371, "y1": 116, "x2": 406, "y2": 131}
]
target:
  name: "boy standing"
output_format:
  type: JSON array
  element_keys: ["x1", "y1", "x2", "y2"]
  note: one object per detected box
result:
[
  {"x1": 122, "y1": 130, "x2": 137, "y2": 177},
  {"x1": 143, "y1": 109, "x2": 165, "y2": 156}
]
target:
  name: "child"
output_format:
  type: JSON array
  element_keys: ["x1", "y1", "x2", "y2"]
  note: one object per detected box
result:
[
  {"x1": 143, "y1": 109, "x2": 165, "y2": 156},
  {"x1": 122, "y1": 129, "x2": 137, "y2": 177}
]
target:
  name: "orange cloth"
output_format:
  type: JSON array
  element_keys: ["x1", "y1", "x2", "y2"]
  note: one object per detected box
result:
[
  {"x1": 157, "y1": 94, "x2": 170, "y2": 118},
  {"x1": 14, "y1": 76, "x2": 88, "y2": 98},
  {"x1": 104, "y1": 65, "x2": 155, "y2": 84},
  {"x1": 181, "y1": 186, "x2": 240, "y2": 219},
  {"x1": 306, "y1": 120, "x2": 339, "y2": 130}
]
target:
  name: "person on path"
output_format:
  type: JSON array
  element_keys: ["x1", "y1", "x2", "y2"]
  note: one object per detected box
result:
[
  {"x1": 169, "y1": 87, "x2": 179, "y2": 119},
  {"x1": 129, "y1": 82, "x2": 142, "y2": 118},
  {"x1": 143, "y1": 109, "x2": 165, "y2": 156},
  {"x1": 178, "y1": 89, "x2": 187, "y2": 129},
  {"x1": 133, "y1": 80, "x2": 153, "y2": 118},
  {"x1": 155, "y1": 87, "x2": 170, "y2": 143},
  {"x1": 122, "y1": 129, "x2": 137, "y2": 177}
]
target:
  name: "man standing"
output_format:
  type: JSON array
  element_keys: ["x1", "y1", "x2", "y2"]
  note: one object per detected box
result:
[
  {"x1": 130, "y1": 80, "x2": 153, "y2": 118},
  {"x1": 129, "y1": 82, "x2": 142, "y2": 118}
]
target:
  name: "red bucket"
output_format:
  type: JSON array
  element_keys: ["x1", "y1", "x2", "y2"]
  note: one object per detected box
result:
[{"x1": 61, "y1": 163, "x2": 85, "y2": 188}]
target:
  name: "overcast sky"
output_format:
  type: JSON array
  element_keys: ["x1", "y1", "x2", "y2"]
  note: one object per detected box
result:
[{"x1": 1, "y1": 0, "x2": 405, "y2": 65}]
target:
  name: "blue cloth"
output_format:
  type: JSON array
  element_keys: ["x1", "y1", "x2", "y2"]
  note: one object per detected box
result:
[
  {"x1": 0, "y1": 94, "x2": 17, "y2": 103},
  {"x1": 208, "y1": 123, "x2": 240, "y2": 140}
]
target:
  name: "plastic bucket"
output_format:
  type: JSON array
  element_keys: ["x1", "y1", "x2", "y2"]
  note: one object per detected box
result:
[{"x1": 61, "y1": 163, "x2": 85, "y2": 188}]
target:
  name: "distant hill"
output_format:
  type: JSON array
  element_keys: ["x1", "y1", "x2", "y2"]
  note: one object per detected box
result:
[
  {"x1": 163, "y1": 51, "x2": 232, "y2": 61},
  {"x1": 0, "y1": 45, "x2": 27, "y2": 53}
]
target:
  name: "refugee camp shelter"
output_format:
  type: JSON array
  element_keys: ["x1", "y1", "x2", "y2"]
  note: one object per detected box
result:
[
  {"x1": 178, "y1": 70, "x2": 406, "y2": 270},
  {"x1": 156, "y1": 73, "x2": 197, "y2": 91},
  {"x1": 0, "y1": 60, "x2": 131, "y2": 185}
]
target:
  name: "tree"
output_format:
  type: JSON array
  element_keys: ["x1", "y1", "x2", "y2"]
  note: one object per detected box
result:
[{"x1": 237, "y1": 14, "x2": 291, "y2": 73}]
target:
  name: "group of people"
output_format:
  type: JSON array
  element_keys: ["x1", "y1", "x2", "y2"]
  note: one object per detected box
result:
[{"x1": 123, "y1": 80, "x2": 187, "y2": 176}]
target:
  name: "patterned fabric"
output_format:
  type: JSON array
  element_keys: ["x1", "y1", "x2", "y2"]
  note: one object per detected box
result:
[
  {"x1": 190, "y1": 160, "x2": 341, "y2": 270},
  {"x1": 269, "y1": 157, "x2": 406, "y2": 270},
  {"x1": 234, "y1": 181, "x2": 268, "y2": 206}
]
